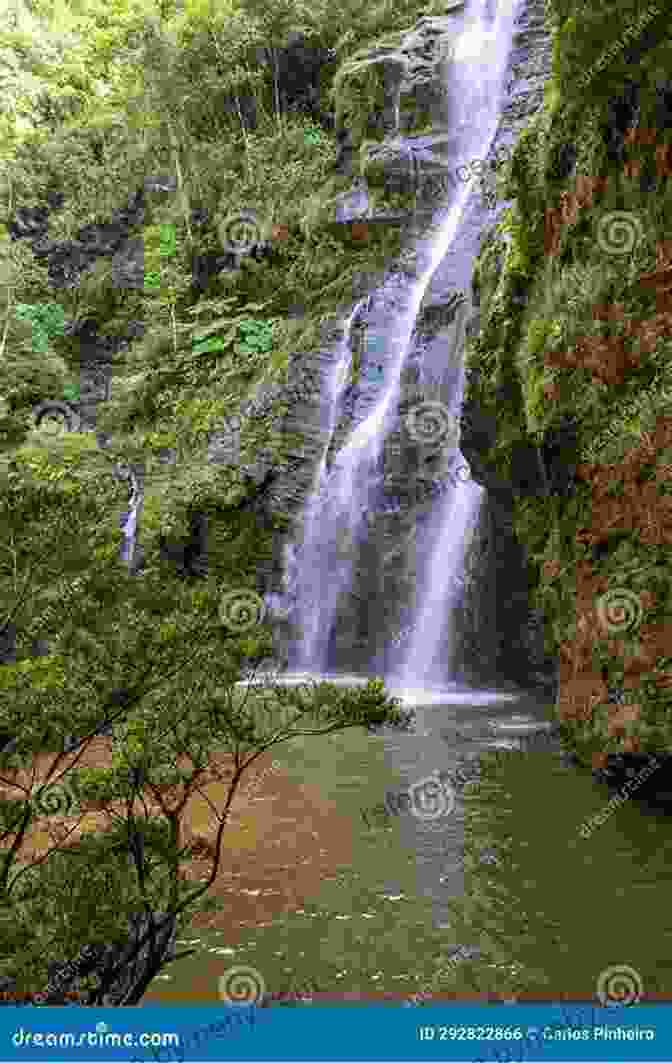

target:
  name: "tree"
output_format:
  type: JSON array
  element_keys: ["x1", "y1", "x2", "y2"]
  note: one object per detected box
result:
[{"x1": 0, "y1": 442, "x2": 413, "y2": 1004}]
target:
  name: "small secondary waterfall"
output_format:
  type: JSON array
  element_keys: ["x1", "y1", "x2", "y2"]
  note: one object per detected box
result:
[
  {"x1": 286, "y1": 299, "x2": 366, "y2": 669},
  {"x1": 284, "y1": 0, "x2": 520, "y2": 681},
  {"x1": 116, "y1": 461, "x2": 143, "y2": 570}
]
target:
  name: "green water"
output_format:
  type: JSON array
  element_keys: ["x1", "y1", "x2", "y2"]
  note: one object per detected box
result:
[{"x1": 144, "y1": 692, "x2": 672, "y2": 1006}]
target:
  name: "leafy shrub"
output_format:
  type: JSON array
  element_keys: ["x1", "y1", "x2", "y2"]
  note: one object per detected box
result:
[{"x1": 13, "y1": 302, "x2": 66, "y2": 354}]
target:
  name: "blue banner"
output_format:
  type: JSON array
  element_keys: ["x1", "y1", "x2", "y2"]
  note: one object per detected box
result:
[{"x1": 1, "y1": 1003, "x2": 672, "y2": 1062}]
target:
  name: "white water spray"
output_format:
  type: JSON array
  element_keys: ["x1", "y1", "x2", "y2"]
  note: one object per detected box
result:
[{"x1": 286, "y1": 0, "x2": 521, "y2": 679}]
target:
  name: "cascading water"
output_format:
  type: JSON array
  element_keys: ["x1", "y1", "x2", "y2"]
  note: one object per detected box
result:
[
  {"x1": 283, "y1": 299, "x2": 364, "y2": 670},
  {"x1": 396, "y1": 479, "x2": 484, "y2": 687},
  {"x1": 285, "y1": 0, "x2": 521, "y2": 682},
  {"x1": 117, "y1": 462, "x2": 143, "y2": 570},
  {"x1": 398, "y1": 0, "x2": 520, "y2": 687}
]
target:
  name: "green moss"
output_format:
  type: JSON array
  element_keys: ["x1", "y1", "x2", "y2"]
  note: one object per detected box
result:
[{"x1": 461, "y1": 0, "x2": 672, "y2": 753}]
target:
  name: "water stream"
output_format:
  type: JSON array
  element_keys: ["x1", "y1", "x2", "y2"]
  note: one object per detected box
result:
[
  {"x1": 142, "y1": 0, "x2": 672, "y2": 1005},
  {"x1": 285, "y1": 0, "x2": 519, "y2": 681}
]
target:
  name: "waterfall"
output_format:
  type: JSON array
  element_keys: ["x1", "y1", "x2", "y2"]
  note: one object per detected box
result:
[
  {"x1": 118, "y1": 464, "x2": 143, "y2": 570},
  {"x1": 286, "y1": 299, "x2": 364, "y2": 670},
  {"x1": 398, "y1": 0, "x2": 519, "y2": 686},
  {"x1": 285, "y1": 0, "x2": 520, "y2": 680},
  {"x1": 397, "y1": 480, "x2": 484, "y2": 686}
]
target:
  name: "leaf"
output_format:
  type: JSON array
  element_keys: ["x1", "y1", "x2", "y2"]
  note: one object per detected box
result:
[{"x1": 192, "y1": 335, "x2": 226, "y2": 354}]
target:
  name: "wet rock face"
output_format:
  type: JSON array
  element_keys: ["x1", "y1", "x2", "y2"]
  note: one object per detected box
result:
[
  {"x1": 453, "y1": 491, "x2": 558, "y2": 693},
  {"x1": 460, "y1": 5, "x2": 672, "y2": 748},
  {"x1": 159, "y1": 509, "x2": 209, "y2": 581},
  {"x1": 600, "y1": 80, "x2": 640, "y2": 165},
  {"x1": 226, "y1": 0, "x2": 556, "y2": 688},
  {"x1": 253, "y1": 32, "x2": 337, "y2": 128},
  {"x1": 334, "y1": 5, "x2": 467, "y2": 156},
  {"x1": 4, "y1": 5, "x2": 554, "y2": 692}
]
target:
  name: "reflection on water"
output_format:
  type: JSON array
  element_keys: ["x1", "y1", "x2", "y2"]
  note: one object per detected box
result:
[{"x1": 146, "y1": 674, "x2": 672, "y2": 1005}]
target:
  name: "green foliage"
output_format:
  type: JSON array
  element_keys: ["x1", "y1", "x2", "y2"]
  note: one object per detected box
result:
[
  {"x1": 302, "y1": 122, "x2": 326, "y2": 146},
  {"x1": 159, "y1": 222, "x2": 177, "y2": 258},
  {"x1": 191, "y1": 333, "x2": 226, "y2": 354},
  {"x1": 13, "y1": 301, "x2": 66, "y2": 354},
  {"x1": 524, "y1": 316, "x2": 561, "y2": 360},
  {"x1": 235, "y1": 316, "x2": 274, "y2": 356},
  {"x1": 143, "y1": 270, "x2": 161, "y2": 291}
]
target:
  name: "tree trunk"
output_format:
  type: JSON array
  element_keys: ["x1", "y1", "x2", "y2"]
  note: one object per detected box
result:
[
  {"x1": 166, "y1": 118, "x2": 193, "y2": 249},
  {"x1": 272, "y1": 46, "x2": 281, "y2": 132},
  {"x1": 39, "y1": 911, "x2": 178, "y2": 1006}
]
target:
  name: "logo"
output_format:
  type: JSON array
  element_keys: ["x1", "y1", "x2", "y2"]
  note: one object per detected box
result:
[
  {"x1": 217, "y1": 210, "x2": 266, "y2": 256},
  {"x1": 218, "y1": 966, "x2": 266, "y2": 1005},
  {"x1": 405, "y1": 401, "x2": 460, "y2": 451},
  {"x1": 595, "y1": 588, "x2": 644, "y2": 636},
  {"x1": 596, "y1": 964, "x2": 643, "y2": 1007},
  {"x1": 407, "y1": 771, "x2": 456, "y2": 831},
  {"x1": 218, "y1": 589, "x2": 266, "y2": 632},
  {"x1": 32, "y1": 400, "x2": 81, "y2": 435}
]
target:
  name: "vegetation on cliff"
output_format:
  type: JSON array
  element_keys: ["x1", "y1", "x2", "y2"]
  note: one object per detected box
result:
[
  {"x1": 463, "y1": 0, "x2": 672, "y2": 766},
  {"x1": 0, "y1": 0, "x2": 425, "y2": 1003}
]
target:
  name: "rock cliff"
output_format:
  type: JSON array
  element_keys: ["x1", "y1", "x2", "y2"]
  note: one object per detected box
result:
[{"x1": 460, "y1": 0, "x2": 672, "y2": 767}]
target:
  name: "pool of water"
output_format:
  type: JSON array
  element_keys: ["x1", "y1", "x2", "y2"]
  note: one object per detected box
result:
[{"x1": 142, "y1": 675, "x2": 672, "y2": 1006}]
